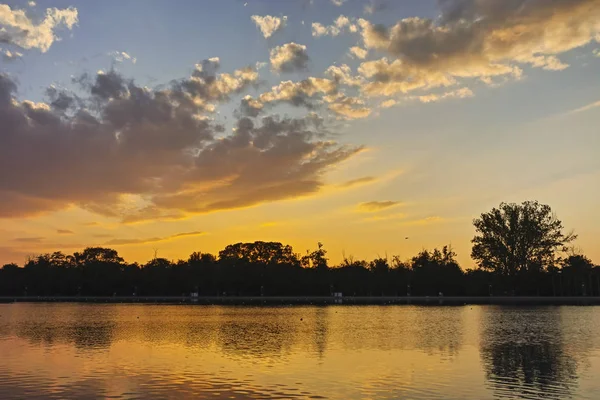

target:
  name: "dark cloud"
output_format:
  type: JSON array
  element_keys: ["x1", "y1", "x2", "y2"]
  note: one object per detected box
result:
[
  {"x1": 142, "y1": 115, "x2": 362, "y2": 220},
  {"x1": 239, "y1": 95, "x2": 264, "y2": 117},
  {"x1": 57, "y1": 229, "x2": 74, "y2": 234},
  {"x1": 45, "y1": 86, "x2": 78, "y2": 112},
  {"x1": 270, "y1": 43, "x2": 310, "y2": 73},
  {"x1": 0, "y1": 59, "x2": 361, "y2": 221}
]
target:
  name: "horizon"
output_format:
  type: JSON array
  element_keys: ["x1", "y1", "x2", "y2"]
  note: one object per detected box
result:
[{"x1": 1, "y1": 0, "x2": 599, "y2": 269}]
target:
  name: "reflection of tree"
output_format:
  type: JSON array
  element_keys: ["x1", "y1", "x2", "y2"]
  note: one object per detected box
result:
[
  {"x1": 11, "y1": 305, "x2": 116, "y2": 350},
  {"x1": 413, "y1": 307, "x2": 464, "y2": 357},
  {"x1": 312, "y1": 306, "x2": 329, "y2": 359},
  {"x1": 480, "y1": 308, "x2": 578, "y2": 399},
  {"x1": 217, "y1": 310, "x2": 299, "y2": 359},
  {"x1": 68, "y1": 323, "x2": 115, "y2": 349},
  {"x1": 15, "y1": 320, "x2": 116, "y2": 350},
  {"x1": 14, "y1": 321, "x2": 115, "y2": 350}
]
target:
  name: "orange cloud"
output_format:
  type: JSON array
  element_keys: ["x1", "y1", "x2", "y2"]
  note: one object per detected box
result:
[
  {"x1": 357, "y1": 201, "x2": 401, "y2": 212},
  {"x1": 337, "y1": 176, "x2": 377, "y2": 188}
]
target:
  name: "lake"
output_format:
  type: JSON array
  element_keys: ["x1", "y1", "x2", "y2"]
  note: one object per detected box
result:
[{"x1": 1, "y1": 304, "x2": 599, "y2": 399}]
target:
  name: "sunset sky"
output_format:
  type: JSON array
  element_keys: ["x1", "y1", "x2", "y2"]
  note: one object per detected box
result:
[{"x1": 1, "y1": 0, "x2": 599, "y2": 267}]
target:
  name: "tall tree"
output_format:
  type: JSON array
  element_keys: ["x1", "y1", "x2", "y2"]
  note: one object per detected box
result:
[
  {"x1": 301, "y1": 242, "x2": 328, "y2": 270},
  {"x1": 219, "y1": 241, "x2": 299, "y2": 265},
  {"x1": 471, "y1": 201, "x2": 576, "y2": 277}
]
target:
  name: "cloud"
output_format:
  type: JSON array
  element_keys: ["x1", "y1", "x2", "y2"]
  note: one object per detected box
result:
[
  {"x1": 331, "y1": 0, "x2": 346, "y2": 6},
  {"x1": 363, "y1": 212, "x2": 406, "y2": 222},
  {"x1": 327, "y1": 95, "x2": 371, "y2": 119},
  {"x1": 349, "y1": 46, "x2": 368, "y2": 59},
  {"x1": 325, "y1": 64, "x2": 364, "y2": 86},
  {"x1": 257, "y1": 77, "x2": 337, "y2": 109},
  {"x1": 28, "y1": 1, "x2": 36, "y2": 7},
  {"x1": 563, "y1": 99, "x2": 600, "y2": 116},
  {"x1": 239, "y1": 95, "x2": 264, "y2": 117},
  {"x1": 402, "y1": 216, "x2": 444, "y2": 226},
  {"x1": 82, "y1": 221, "x2": 100, "y2": 226},
  {"x1": 337, "y1": 176, "x2": 377, "y2": 188},
  {"x1": 412, "y1": 87, "x2": 474, "y2": 103},
  {"x1": 357, "y1": 201, "x2": 401, "y2": 212},
  {"x1": 12, "y1": 237, "x2": 45, "y2": 243},
  {"x1": 312, "y1": 15, "x2": 357, "y2": 37},
  {"x1": 1, "y1": 48, "x2": 23, "y2": 61},
  {"x1": 270, "y1": 42, "x2": 309, "y2": 73},
  {"x1": 145, "y1": 116, "x2": 362, "y2": 219},
  {"x1": 0, "y1": 4, "x2": 78, "y2": 52},
  {"x1": 93, "y1": 233, "x2": 113, "y2": 238},
  {"x1": 243, "y1": 69, "x2": 369, "y2": 120},
  {"x1": 0, "y1": 64, "x2": 360, "y2": 221},
  {"x1": 251, "y1": 15, "x2": 287, "y2": 38},
  {"x1": 109, "y1": 51, "x2": 137, "y2": 64},
  {"x1": 357, "y1": 56, "x2": 475, "y2": 96},
  {"x1": 595, "y1": 49, "x2": 600, "y2": 57},
  {"x1": 104, "y1": 231, "x2": 205, "y2": 246},
  {"x1": 380, "y1": 99, "x2": 396, "y2": 108},
  {"x1": 56, "y1": 229, "x2": 74, "y2": 234},
  {"x1": 355, "y1": 1, "x2": 600, "y2": 96},
  {"x1": 364, "y1": 0, "x2": 387, "y2": 15}
]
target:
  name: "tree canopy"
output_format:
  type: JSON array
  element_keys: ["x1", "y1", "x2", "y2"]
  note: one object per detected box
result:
[{"x1": 471, "y1": 201, "x2": 576, "y2": 276}]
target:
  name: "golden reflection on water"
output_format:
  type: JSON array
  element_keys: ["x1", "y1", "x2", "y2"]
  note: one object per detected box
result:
[{"x1": 1, "y1": 304, "x2": 600, "y2": 399}]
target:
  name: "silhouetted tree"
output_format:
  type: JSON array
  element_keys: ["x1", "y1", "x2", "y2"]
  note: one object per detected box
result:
[
  {"x1": 72, "y1": 247, "x2": 125, "y2": 295},
  {"x1": 0, "y1": 234, "x2": 596, "y2": 297},
  {"x1": 410, "y1": 246, "x2": 464, "y2": 295},
  {"x1": 472, "y1": 201, "x2": 576, "y2": 294},
  {"x1": 0, "y1": 263, "x2": 23, "y2": 295},
  {"x1": 219, "y1": 241, "x2": 299, "y2": 265},
  {"x1": 301, "y1": 242, "x2": 328, "y2": 270},
  {"x1": 561, "y1": 252, "x2": 596, "y2": 296},
  {"x1": 300, "y1": 243, "x2": 330, "y2": 295}
]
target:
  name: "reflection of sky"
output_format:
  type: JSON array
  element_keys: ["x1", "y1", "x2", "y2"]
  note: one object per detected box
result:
[
  {"x1": 1, "y1": 0, "x2": 599, "y2": 267},
  {"x1": 1, "y1": 304, "x2": 600, "y2": 399}
]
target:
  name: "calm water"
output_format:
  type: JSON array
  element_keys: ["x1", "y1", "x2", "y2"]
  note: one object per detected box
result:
[{"x1": 1, "y1": 304, "x2": 600, "y2": 399}]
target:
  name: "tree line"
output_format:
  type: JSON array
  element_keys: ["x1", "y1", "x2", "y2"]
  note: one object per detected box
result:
[{"x1": 1, "y1": 201, "x2": 598, "y2": 297}]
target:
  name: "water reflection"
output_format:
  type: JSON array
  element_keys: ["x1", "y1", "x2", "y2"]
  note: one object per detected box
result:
[
  {"x1": 218, "y1": 311, "x2": 299, "y2": 359},
  {"x1": 312, "y1": 307, "x2": 329, "y2": 359},
  {"x1": 0, "y1": 304, "x2": 599, "y2": 399},
  {"x1": 413, "y1": 306, "x2": 464, "y2": 357},
  {"x1": 479, "y1": 307, "x2": 579, "y2": 399}
]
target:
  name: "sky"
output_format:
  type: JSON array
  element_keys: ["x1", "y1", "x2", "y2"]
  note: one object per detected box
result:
[{"x1": 1, "y1": 0, "x2": 599, "y2": 268}]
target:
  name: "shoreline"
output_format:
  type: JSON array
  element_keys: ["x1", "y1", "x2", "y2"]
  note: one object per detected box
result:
[{"x1": 2, "y1": 296, "x2": 600, "y2": 305}]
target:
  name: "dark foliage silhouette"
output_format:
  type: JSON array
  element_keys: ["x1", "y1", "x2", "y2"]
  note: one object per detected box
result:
[
  {"x1": 0, "y1": 202, "x2": 597, "y2": 297},
  {"x1": 471, "y1": 201, "x2": 578, "y2": 295}
]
